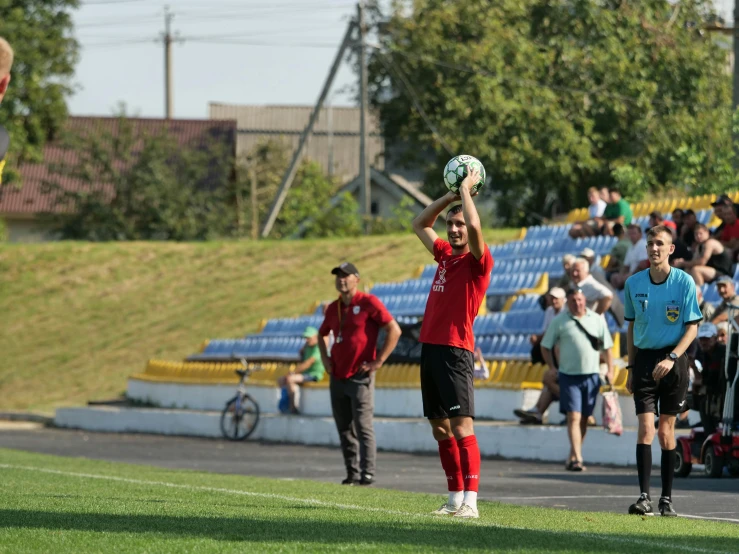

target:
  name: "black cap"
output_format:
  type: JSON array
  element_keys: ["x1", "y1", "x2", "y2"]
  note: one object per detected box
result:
[
  {"x1": 711, "y1": 194, "x2": 733, "y2": 207},
  {"x1": 331, "y1": 262, "x2": 360, "y2": 277},
  {"x1": 565, "y1": 286, "x2": 583, "y2": 297}
]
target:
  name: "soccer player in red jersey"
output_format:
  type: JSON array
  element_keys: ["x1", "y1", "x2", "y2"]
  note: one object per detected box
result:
[{"x1": 411, "y1": 166, "x2": 493, "y2": 519}]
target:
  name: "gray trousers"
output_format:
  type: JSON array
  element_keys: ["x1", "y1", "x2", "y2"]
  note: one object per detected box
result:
[{"x1": 329, "y1": 372, "x2": 376, "y2": 479}]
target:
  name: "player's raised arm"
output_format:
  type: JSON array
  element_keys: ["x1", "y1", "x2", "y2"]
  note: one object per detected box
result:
[
  {"x1": 412, "y1": 191, "x2": 457, "y2": 255},
  {"x1": 458, "y1": 167, "x2": 485, "y2": 260}
]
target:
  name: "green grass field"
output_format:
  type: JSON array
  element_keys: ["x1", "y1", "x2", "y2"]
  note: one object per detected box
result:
[
  {"x1": 0, "y1": 448, "x2": 738, "y2": 553},
  {"x1": 0, "y1": 231, "x2": 519, "y2": 412}
]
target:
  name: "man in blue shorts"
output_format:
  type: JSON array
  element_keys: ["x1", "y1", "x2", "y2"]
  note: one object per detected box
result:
[
  {"x1": 541, "y1": 287, "x2": 613, "y2": 471},
  {"x1": 624, "y1": 224, "x2": 702, "y2": 517}
]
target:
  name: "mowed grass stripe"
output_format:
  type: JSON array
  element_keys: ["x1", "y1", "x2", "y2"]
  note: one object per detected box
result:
[{"x1": 1, "y1": 450, "x2": 738, "y2": 553}]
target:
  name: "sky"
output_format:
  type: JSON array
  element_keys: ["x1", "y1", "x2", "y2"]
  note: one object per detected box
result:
[
  {"x1": 69, "y1": 0, "x2": 364, "y2": 119},
  {"x1": 68, "y1": 0, "x2": 736, "y2": 120}
]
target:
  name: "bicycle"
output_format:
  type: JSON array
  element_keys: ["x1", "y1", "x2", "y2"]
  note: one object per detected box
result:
[{"x1": 220, "y1": 358, "x2": 261, "y2": 441}]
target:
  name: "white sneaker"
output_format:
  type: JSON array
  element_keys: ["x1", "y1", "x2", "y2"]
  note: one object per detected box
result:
[
  {"x1": 431, "y1": 502, "x2": 459, "y2": 516},
  {"x1": 452, "y1": 503, "x2": 479, "y2": 519}
]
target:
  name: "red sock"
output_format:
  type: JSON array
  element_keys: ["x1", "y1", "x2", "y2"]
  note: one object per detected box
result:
[
  {"x1": 437, "y1": 437, "x2": 463, "y2": 492},
  {"x1": 457, "y1": 435, "x2": 481, "y2": 492}
]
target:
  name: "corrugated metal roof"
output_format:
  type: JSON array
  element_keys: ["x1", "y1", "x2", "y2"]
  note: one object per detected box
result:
[{"x1": 0, "y1": 116, "x2": 236, "y2": 215}]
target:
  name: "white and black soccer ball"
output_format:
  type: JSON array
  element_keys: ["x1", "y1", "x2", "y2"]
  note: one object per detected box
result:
[{"x1": 443, "y1": 155, "x2": 486, "y2": 194}]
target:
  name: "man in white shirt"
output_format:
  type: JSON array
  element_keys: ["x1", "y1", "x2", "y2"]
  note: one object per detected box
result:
[
  {"x1": 610, "y1": 224, "x2": 648, "y2": 290},
  {"x1": 579, "y1": 248, "x2": 605, "y2": 279},
  {"x1": 570, "y1": 258, "x2": 613, "y2": 315},
  {"x1": 588, "y1": 187, "x2": 607, "y2": 218}
]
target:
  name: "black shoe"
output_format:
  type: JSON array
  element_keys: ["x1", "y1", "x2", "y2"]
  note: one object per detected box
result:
[
  {"x1": 658, "y1": 497, "x2": 677, "y2": 517},
  {"x1": 359, "y1": 475, "x2": 374, "y2": 486},
  {"x1": 676, "y1": 418, "x2": 691, "y2": 429},
  {"x1": 341, "y1": 477, "x2": 359, "y2": 485},
  {"x1": 628, "y1": 493, "x2": 654, "y2": 516},
  {"x1": 514, "y1": 408, "x2": 542, "y2": 424}
]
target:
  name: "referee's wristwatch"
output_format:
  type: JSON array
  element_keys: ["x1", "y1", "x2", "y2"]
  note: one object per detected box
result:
[{"x1": 667, "y1": 352, "x2": 678, "y2": 363}]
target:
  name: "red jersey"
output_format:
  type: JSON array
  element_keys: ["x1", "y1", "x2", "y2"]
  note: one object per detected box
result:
[
  {"x1": 318, "y1": 291, "x2": 393, "y2": 379},
  {"x1": 720, "y1": 218, "x2": 739, "y2": 242},
  {"x1": 419, "y1": 239, "x2": 494, "y2": 352}
]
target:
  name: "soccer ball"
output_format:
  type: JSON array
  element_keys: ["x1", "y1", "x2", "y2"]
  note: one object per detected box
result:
[{"x1": 443, "y1": 155, "x2": 486, "y2": 194}]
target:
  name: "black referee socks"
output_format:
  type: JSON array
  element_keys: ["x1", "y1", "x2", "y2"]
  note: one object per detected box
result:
[
  {"x1": 636, "y1": 444, "x2": 652, "y2": 498},
  {"x1": 661, "y1": 448, "x2": 676, "y2": 500}
]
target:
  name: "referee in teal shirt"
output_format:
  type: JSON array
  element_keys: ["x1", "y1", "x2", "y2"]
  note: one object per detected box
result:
[{"x1": 624, "y1": 224, "x2": 702, "y2": 517}]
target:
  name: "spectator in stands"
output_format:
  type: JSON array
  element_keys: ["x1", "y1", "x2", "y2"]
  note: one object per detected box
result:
[
  {"x1": 599, "y1": 186, "x2": 610, "y2": 204},
  {"x1": 604, "y1": 223, "x2": 630, "y2": 281},
  {"x1": 696, "y1": 287, "x2": 716, "y2": 323},
  {"x1": 716, "y1": 322, "x2": 729, "y2": 345},
  {"x1": 555, "y1": 254, "x2": 576, "y2": 289},
  {"x1": 570, "y1": 258, "x2": 613, "y2": 315},
  {"x1": 671, "y1": 208, "x2": 684, "y2": 236},
  {"x1": 610, "y1": 224, "x2": 648, "y2": 290},
  {"x1": 472, "y1": 347, "x2": 489, "y2": 381},
  {"x1": 648, "y1": 211, "x2": 664, "y2": 230},
  {"x1": 579, "y1": 248, "x2": 604, "y2": 279},
  {"x1": 318, "y1": 262, "x2": 402, "y2": 486},
  {"x1": 673, "y1": 223, "x2": 733, "y2": 286},
  {"x1": 530, "y1": 287, "x2": 566, "y2": 363},
  {"x1": 695, "y1": 323, "x2": 727, "y2": 435},
  {"x1": 663, "y1": 220, "x2": 692, "y2": 265},
  {"x1": 587, "y1": 187, "x2": 607, "y2": 219},
  {"x1": 569, "y1": 187, "x2": 632, "y2": 238},
  {"x1": 517, "y1": 287, "x2": 566, "y2": 424},
  {"x1": 711, "y1": 194, "x2": 739, "y2": 260},
  {"x1": 541, "y1": 287, "x2": 614, "y2": 471},
  {"x1": 709, "y1": 276, "x2": 739, "y2": 326},
  {"x1": 680, "y1": 209, "x2": 698, "y2": 249},
  {"x1": 278, "y1": 326, "x2": 325, "y2": 414}
]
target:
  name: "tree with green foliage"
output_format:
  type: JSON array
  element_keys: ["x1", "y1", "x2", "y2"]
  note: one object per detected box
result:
[
  {"x1": 0, "y1": 0, "x2": 79, "y2": 182},
  {"x1": 368, "y1": 0, "x2": 734, "y2": 225},
  {"x1": 238, "y1": 139, "x2": 363, "y2": 239},
  {"x1": 44, "y1": 118, "x2": 233, "y2": 241}
]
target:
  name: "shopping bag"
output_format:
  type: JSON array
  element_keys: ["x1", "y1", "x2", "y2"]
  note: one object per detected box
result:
[{"x1": 601, "y1": 384, "x2": 623, "y2": 436}]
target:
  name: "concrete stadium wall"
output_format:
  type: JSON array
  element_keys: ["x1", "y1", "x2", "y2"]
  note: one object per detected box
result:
[
  {"x1": 127, "y1": 378, "x2": 650, "y2": 427},
  {"x1": 54, "y1": 406, "x2": 667, "y2": 467}
]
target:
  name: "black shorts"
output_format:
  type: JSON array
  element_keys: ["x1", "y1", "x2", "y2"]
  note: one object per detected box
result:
[
  {"x1": 420, "y1": 343, "x2": 474, "y2": 420},
  {"x1": 632, "y1": 346, "x2": 689, "y2": 416}
]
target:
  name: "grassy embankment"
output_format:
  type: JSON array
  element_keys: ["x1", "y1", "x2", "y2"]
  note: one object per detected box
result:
[{"x1": 0, "y1": 230, "x2": 519, "y2": 411}]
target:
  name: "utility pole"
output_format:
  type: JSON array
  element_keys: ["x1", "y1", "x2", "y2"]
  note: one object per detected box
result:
[
  {"x1": 163, "y1": 5, "x2": 174, "y2": 119},
  {"x1": 250, "y1": 165, "x2": 258, "y2": 240},
  {"x1": 261, "y1": 19, "x2": 356, "y2": 238},
  {"x1": 358, "y1": 0, "x2": 371, "y2": 233}
]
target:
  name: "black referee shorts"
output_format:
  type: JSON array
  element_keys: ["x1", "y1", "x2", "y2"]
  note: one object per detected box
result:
[
  {"x1": 420, "y1": 343, "x2": 474, "y2": 420},
  {"x1": 632, "y1": 346, "x2": 689, "y2": 417}
]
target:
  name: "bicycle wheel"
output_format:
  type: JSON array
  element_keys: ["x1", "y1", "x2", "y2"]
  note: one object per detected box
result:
[{"x1": 220, "y1": 395, "x2": 260, "y2": 441}]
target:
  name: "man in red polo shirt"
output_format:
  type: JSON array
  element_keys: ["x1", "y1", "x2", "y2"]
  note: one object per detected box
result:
[
  {"x1": 318, "y1": 262, "x2": 401, "y2": 486},
  {"x1": 411, "y1": 166, "x2": 494, "y2": 519}
]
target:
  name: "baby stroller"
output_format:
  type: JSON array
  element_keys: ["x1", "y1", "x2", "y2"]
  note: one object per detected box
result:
[{"x1": 675, "y1": 304, "x2": 739, "y2": 478}]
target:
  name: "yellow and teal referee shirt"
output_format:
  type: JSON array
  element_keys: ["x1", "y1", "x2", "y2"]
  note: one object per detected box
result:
[{"x1": 624, "y1": 267, "x2": 702, "y2": 350}]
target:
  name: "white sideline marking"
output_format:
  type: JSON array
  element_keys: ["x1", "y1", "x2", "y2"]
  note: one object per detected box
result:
[
  {"x1": 0, "y1": 464, "x2": 732, "y2": 554},
  {"x1": 682, "y1": 514, "x2": 739, "y2": 524},
  {"x1": 494, "y1": 495, "x2": 657, "y2": 500}
]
